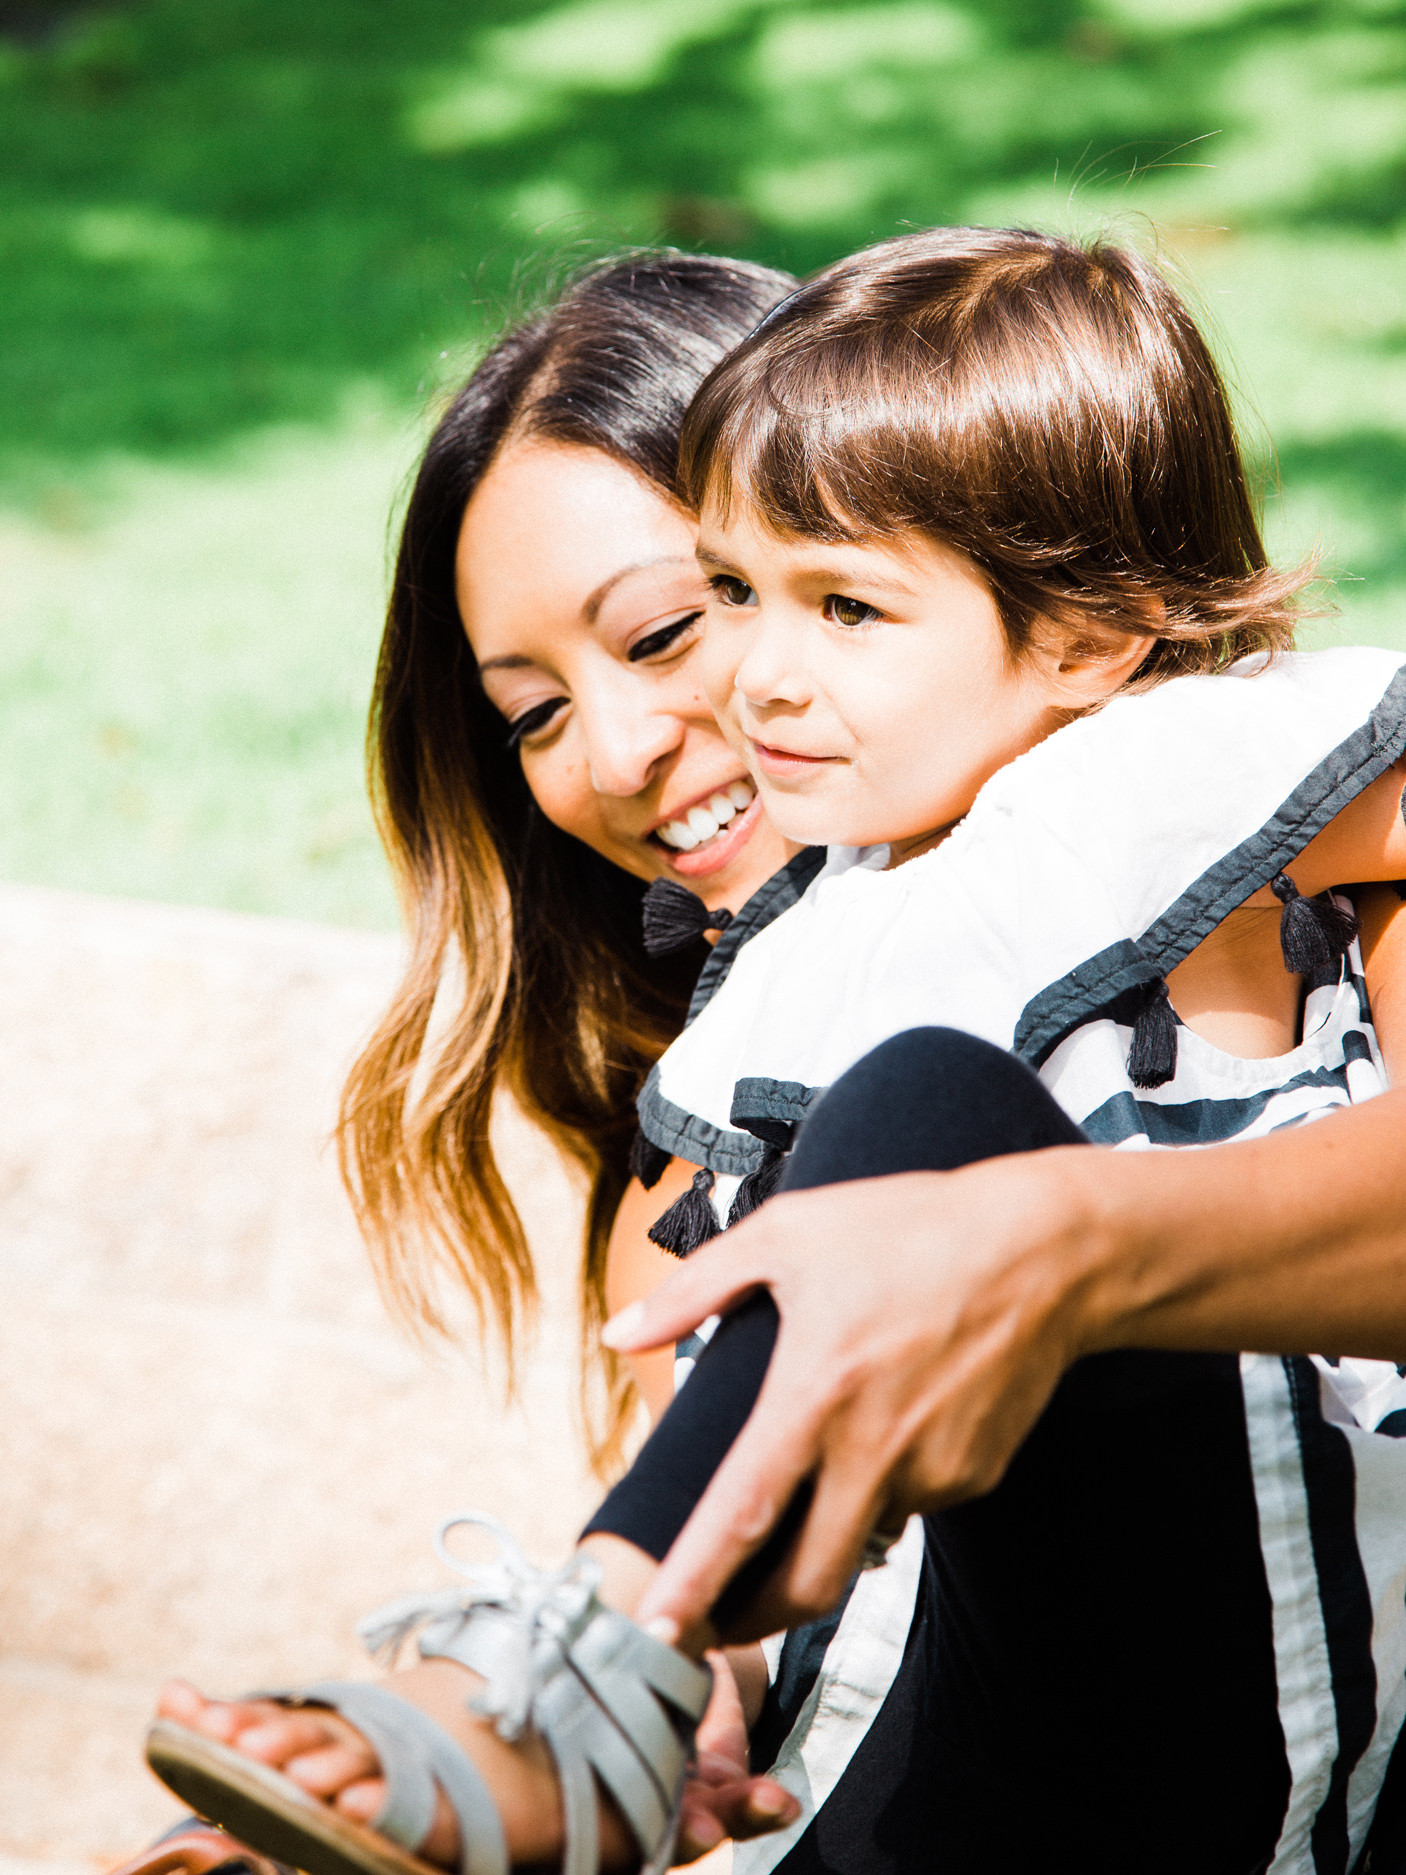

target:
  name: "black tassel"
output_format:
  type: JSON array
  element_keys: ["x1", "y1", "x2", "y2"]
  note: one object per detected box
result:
[
  {"x1": 1270, "y1": 872, "x2": 1358, "y2": 974},
  {"x1": 642, "y1": 879, "x2": 733, "y2": 958},
  {"x1": 727, "y1": 1146, "x2": 787, "y2": 1224},
  {"x1": 647, "y1": 1168, "x2": 720, "y2": 1258},
  {"x1": 628, "y1": 1126, "x2": 671, "y2": 1192},
  {"x1": 1128, "y1": 978, "x2": 1178, "y2": 1089}
]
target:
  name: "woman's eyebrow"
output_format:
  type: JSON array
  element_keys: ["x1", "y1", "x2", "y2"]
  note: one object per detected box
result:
[
  {"x1": 582, "y1": 555, "x2": 695, "y2": 623},
  {"x1": 477, "y1": 653, "x2": 536, "y2": 676}
]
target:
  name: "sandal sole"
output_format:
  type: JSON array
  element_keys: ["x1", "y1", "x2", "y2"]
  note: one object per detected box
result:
[{"x1": 146, "y1": 1720, "x2": 441, "y2": 1875}]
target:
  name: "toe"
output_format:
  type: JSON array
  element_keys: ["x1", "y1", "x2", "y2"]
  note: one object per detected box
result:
[
  {"x1": 235, "y1": 1712, "x2": 361, "y2": 1769},
  {"x1": 283, "y1": 1739, "x2": 382, "y2": 1798},
  {"x1": 336, "y1": 1780, "x2": 461, "y2": 1869}
]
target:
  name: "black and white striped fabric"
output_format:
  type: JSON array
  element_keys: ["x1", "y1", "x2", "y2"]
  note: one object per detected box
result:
[{"x1": 637, "y1": 646, "x2": 1406, "y2": 1874}]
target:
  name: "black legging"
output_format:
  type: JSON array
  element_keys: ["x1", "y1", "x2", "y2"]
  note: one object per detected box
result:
[{"x1": 587, "y1": 1029, "x2": 1293, "y2": 1873}]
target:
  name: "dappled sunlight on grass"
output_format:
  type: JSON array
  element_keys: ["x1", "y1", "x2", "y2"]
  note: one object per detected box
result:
[{"x1": 2, "y1": 0, "x2": 1403, "y2": 918}]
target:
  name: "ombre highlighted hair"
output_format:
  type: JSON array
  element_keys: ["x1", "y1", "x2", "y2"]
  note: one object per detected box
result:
[
  {"x1": 339, "y1": 252, "x2": 794, "y2": 1475},
  {"x1": 680, "y1": 226, "x2": 1310, "y2": 680}
]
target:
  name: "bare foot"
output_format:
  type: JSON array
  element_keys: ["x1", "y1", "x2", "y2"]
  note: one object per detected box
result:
[{"x1": 157, "y1": 1659, "x2": 627, "y2": 1869}]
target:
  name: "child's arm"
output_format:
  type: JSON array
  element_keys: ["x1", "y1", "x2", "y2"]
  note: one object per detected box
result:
[{"x1": 1288, "y1": 756, "x2": 1406, "y2": 892}]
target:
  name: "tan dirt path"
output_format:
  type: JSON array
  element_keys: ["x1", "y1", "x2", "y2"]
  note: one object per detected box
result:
[{"x1": 0, "y1": 884, "x2": 604, "y2": 1868}]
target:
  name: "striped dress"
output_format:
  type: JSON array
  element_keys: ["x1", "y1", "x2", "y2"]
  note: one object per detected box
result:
[{"x1": 636, "y1": 646, "x2": 1406, "y2": 1873}]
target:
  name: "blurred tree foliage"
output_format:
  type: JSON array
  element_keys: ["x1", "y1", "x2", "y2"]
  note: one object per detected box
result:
[{"x1": 2, "y1": 0, "x2": 1403, "y2": 472}]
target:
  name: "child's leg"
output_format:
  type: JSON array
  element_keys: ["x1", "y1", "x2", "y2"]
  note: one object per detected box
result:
[
  {"x1": 584, "y1": 1025, "x2": 1085, "y2": 1585},
  {"x1": 595, "y1": 1028, "x2": 1290, "y2": 1871}
]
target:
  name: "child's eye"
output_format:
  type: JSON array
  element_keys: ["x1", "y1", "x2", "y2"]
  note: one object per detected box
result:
[
  {"x1": 628, "y1": 610, "x2": 703, "y2": 663},
  {"x1": 824, "y1": 593, "x2": 883, "y2": 630},
  {"x1": 504, "y1": 696, "x2": 567, "y2": 749},
  {"x1": 710, "y1": 575, "x2": 757, "y2": 608}
]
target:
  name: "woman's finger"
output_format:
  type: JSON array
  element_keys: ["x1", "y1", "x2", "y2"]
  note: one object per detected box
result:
[
  {"x1": 637, "y1": 1374, "x2": 827, "y2": 1635},
  {"x1": 776, "y1": 1441, "x2": 895, "y2": 1619}
]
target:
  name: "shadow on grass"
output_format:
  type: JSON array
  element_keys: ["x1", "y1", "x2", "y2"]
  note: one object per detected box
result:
[{"x1": 2, "y1": 0, "x2": 1404, "y2": 492}]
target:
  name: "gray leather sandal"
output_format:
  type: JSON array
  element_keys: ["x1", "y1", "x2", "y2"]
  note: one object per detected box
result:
[{"x1": 146, "y1": 1515, "x2": 712, "y2": 1875}]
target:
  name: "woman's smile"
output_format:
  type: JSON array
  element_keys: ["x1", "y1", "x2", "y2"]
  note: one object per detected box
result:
[{"x1": 649, "y1": 777, "x2": 762, "y2": 877}]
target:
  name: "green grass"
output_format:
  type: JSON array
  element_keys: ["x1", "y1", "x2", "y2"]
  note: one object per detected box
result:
[
  {"x1": 2, "y1": 0, "x2": 1404, "y2": 924},
  {"x1": 0, "y1": 404, "x2": 411, "y2": 924}
]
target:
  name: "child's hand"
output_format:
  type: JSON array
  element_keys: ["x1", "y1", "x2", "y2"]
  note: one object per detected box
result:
[{"x1": 675, "y1": 1647, "x2": 799, "y2": 1859}]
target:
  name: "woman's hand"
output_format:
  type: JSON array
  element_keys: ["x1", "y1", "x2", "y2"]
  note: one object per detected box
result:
[
  {"x1": 608, "y1": 1149, "x2": 1104, "y2": 1637},
  {"x1": 606, "y1": 1084, "x2": 1406, "y2": 1641}
]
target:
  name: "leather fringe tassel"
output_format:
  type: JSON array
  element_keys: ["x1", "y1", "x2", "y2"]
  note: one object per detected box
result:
[
  {"x1": 1129, "y1": 977, "x2": 1179, "y2": 1089},
  {"x1": 647, "y1": 1168, "x2": 720, "y2": 1258},
  {"x1": 727, "y1": 1146, "x2": 787, "y2": 1224},
  {"x1": 1271, "y1": 872, "x2": 1358, "y2": 974},
  {"x1": 628, "y1": 1126, "x2": 671, "y2": 1192},
  {"x1": 642, "y1": 879, "x2": 734, "y2": 958}
]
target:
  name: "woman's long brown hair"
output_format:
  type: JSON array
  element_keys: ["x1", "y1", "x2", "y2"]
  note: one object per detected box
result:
[{"x1": 338, "y1": 253, "x2": 795, "y2": 1475}]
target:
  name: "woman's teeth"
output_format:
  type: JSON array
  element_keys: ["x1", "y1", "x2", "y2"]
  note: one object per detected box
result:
[{"x1": 657, "y1": 780, "x2": 755, "y2": 851}]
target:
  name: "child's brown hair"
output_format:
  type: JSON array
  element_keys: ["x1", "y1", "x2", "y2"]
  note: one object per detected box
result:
[{"x1": 680, "y1": 226, "x2": 1309, "y2": 682}]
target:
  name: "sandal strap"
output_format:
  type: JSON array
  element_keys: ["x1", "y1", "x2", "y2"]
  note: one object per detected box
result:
[
  {"x1": 569, "y1": 1612, "x2": 694, "y2": 1802},
  {"x1": 284, "y1": 1681, "x2": 508, "y2": 1875},
  {"x1": 362, "y1": 1515, "x2": 712, "y2": 1875},
  {"x1": 418, "y1": 1602, "x2": 708, "y2": 1870}
]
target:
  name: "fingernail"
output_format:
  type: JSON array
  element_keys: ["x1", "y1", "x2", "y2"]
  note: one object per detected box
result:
[
  {"x1": 601, "y1": 1301, "x2": 645, "y2": 1348},
  {"x1": 752, "y1": 1785, "x2": 797, "y2": 1820},
  {"x1": 644, "y1": 1614, "x2": 681, "y2": 1647}
]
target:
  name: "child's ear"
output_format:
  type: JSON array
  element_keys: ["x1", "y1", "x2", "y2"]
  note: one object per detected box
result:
[{"x1": 1036, "y1": 616, "x2": 1159, "y2": 705}]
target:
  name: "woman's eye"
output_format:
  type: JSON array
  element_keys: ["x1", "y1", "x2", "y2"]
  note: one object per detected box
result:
[
  {"x1": 710, "y1": 575, "x2": 757, "y2": 608},
  {"x1": 825, "y1": 593, "x2": 882, "y2": 630},
  {"x1": 628, "y1": 610, "x2": 703, "y2": 663},
  {"x1": 504, "y1": 696, "x2": 567, "y2": 748}
]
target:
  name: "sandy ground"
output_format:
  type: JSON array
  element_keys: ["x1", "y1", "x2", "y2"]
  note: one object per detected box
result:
[{"x1": 0, "y1": 883, "x2": 610, "y2": 1869}]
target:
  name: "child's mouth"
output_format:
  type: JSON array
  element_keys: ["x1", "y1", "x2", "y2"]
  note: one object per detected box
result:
[{"x1": 750, "y1": 739, "x2": 834, "y2": 779}]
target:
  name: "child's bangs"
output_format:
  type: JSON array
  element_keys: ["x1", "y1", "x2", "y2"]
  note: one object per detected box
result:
[{"x1": 684, "y1": 338, "x2": 962, "y2": 547}]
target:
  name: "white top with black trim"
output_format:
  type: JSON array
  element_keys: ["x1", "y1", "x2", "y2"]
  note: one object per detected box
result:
[
  {"x1": 638, "y1": 646, "x2": 1406, "y2": 1875},
  {"x1": 640, "y1": 647, "x2": 1406, "y2": 1177}
]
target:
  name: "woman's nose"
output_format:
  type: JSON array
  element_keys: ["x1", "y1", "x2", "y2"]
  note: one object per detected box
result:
[{"x1": 580, "y1": 688, "x2": 685, "y2": 798}]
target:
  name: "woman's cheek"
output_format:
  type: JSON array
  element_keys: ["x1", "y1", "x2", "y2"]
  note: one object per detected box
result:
[{"x1": 519, "y1": 746, "x2": 600, "y2": 847}]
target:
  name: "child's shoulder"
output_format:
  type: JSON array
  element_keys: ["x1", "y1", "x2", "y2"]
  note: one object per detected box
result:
[{"x1": 981, "y1": 644, "x2": 1406, "y2": 811}]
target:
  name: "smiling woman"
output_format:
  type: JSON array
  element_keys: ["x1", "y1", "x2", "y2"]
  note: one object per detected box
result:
[{"x1": 335, "y1": 252, "x2": 796, "y2": 1471}]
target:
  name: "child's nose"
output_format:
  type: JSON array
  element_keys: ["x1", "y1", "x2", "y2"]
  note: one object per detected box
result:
[{"x1": 733, "y1": 618, "x2": 811, "y2": 709}]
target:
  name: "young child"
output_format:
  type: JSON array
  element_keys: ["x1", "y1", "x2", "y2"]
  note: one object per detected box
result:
[
  {"x1": 145, "y1": 229, "x2": 1406, "y2": 1875},
  {"x1": 617, "y1": 225, "x2": 1406, "y2": 1872}
]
